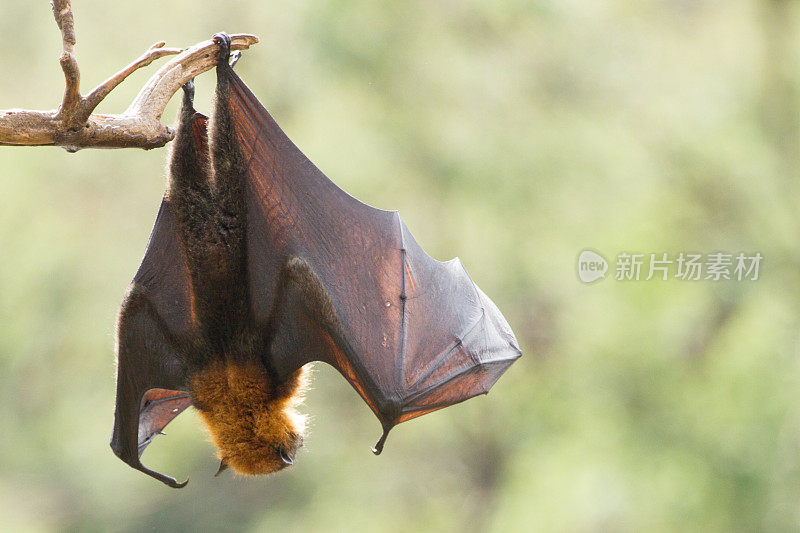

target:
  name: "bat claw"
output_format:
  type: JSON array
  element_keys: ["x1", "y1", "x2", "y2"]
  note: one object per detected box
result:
[
  {"x1": 136, "y1": 460, "x2": 189, "y2": 488},
  {"x1": 229, "y1": 50, "x2": 242, "y2": 68},
  {"x1": 371, "y1": 426, "x2": 391, "y2": 455},
  {"x1": 170, "y1": 477, "x2": 190, "y2": 489}
]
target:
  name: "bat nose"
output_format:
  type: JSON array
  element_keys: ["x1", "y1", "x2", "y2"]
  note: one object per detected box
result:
[{"x1": 289, "y1": 432, "x2": 304, "y2": 449}]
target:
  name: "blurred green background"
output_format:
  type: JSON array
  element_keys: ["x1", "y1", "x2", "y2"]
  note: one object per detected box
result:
[{"x1": 1, "y1": 0, "x2": 799, "y2": 530}]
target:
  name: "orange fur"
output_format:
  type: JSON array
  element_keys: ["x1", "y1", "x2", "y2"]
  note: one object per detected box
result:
[{"x1": 191, "y1": 361, "x2": 309, "y2": 475}]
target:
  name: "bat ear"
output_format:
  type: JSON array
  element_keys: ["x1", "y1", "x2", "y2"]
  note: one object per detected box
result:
[{"x1": 214, "y1": 458, "x2": 230, "y2": 477}]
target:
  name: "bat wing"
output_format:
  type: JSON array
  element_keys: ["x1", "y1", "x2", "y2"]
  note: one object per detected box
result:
[
  {"x1": 109, "y1": 113, "x2": 208, "y2": 488},
  {"x1": 227, "y1": 71, "x2": 522, "y2": 451}
]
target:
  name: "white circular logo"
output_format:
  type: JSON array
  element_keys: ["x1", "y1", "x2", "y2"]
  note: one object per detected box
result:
[{"x1": 577, "y1": 250, "x2": 608, "y2": 283}]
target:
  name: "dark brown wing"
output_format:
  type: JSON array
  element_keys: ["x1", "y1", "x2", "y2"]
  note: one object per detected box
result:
[
  {"x1": 109, "y1": 112, "x2": 208, "y2": 488},
  {"x1": 227, "y1": 71, "x2": 522, "y2": 451}
]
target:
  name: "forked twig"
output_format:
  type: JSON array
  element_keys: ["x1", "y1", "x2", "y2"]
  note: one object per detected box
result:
[{"x1": 0, "y1": 1, "x2": 258, "y2": 151}]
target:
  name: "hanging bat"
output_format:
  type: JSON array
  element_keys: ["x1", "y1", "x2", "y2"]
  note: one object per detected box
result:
[{"x1": 110, "y1": 33, "x2": 521, "y2": 488}]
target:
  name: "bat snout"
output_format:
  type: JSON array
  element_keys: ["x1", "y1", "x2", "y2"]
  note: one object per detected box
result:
[{"x1": 279, "y1": 433, "x2": 304, "y2": 467}]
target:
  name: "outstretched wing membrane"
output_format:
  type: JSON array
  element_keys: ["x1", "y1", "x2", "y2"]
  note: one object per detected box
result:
[{"x1": 227, "y1": 71, "x2": 521, "y2": 450}]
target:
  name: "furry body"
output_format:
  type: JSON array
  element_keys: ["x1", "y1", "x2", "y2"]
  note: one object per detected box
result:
[
  {"x1": 119, "y1": 42, "x2": 308, "y2": 476},
  {"x1": 171, "y1": 65, "x2": 307, "y2": 474}
]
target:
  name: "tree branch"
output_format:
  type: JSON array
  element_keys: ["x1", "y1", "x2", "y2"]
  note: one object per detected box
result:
[
  {"x1": 0, "y1": 2, "x2": 258, "y2": 151},
  {"x1": 78, "y1": 41, "x2": 184, "y2": 125},
  {"x1": 53, "y1": 0, "x2": 81, "y2": 120}
]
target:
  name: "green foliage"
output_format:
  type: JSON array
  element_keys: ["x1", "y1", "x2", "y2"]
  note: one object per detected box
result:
[{"x1": 1, "y1": 0, "x2": 799, "y2": 530}]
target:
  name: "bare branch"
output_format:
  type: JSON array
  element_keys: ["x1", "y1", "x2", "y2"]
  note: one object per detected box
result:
[
  {"x1": 52, "y1": 0, "x2": 76, "y2": 50},
  {"x1": 126, "y1": 34, "x2": 259, "y2": 121},
  {"x1": 52, "y1": 0, "x2": 81, "y2": 118},
  {"x1": 0, "y1": 2, "x2": 258, "y2": 151},
  {"x1": 58, "y1": 52, "x2": 80, "y2": 115},
  {"x1": 77, "y1": 41, "x2": 183, "y2": 125}
]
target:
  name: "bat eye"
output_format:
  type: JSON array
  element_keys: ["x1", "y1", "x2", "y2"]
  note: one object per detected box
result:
[{"x1": 277, "y1": 446, "x2": 294, "y2": 466}]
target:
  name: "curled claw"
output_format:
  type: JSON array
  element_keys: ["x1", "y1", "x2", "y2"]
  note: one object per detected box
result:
[
  {"x1": 371, "y1": 426, "x2": 391, "y2": 455},
  {"x1": 229, "y1": 50, "x2": 242, "y2": 68}
]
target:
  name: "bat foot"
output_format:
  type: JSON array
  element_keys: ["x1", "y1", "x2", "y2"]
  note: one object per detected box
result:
[
  {"x1": 212, "y1": 32, "x2": 232, "y2": 68},
  {"x1": 182, "y1": 78, "x2": 194, "y2": 109},
  {"x1": 181, "y1": 79, "x2": 195, "y2": 104}
]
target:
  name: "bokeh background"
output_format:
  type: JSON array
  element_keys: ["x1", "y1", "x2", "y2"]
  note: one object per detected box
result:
[{"x1": 1, "y1": 0, "x2": 799, "y2": 530}]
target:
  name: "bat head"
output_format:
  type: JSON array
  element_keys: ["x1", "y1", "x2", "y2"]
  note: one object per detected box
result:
[{"x1": 191, "y1": 360, "x2": 309, "y2": 476}]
